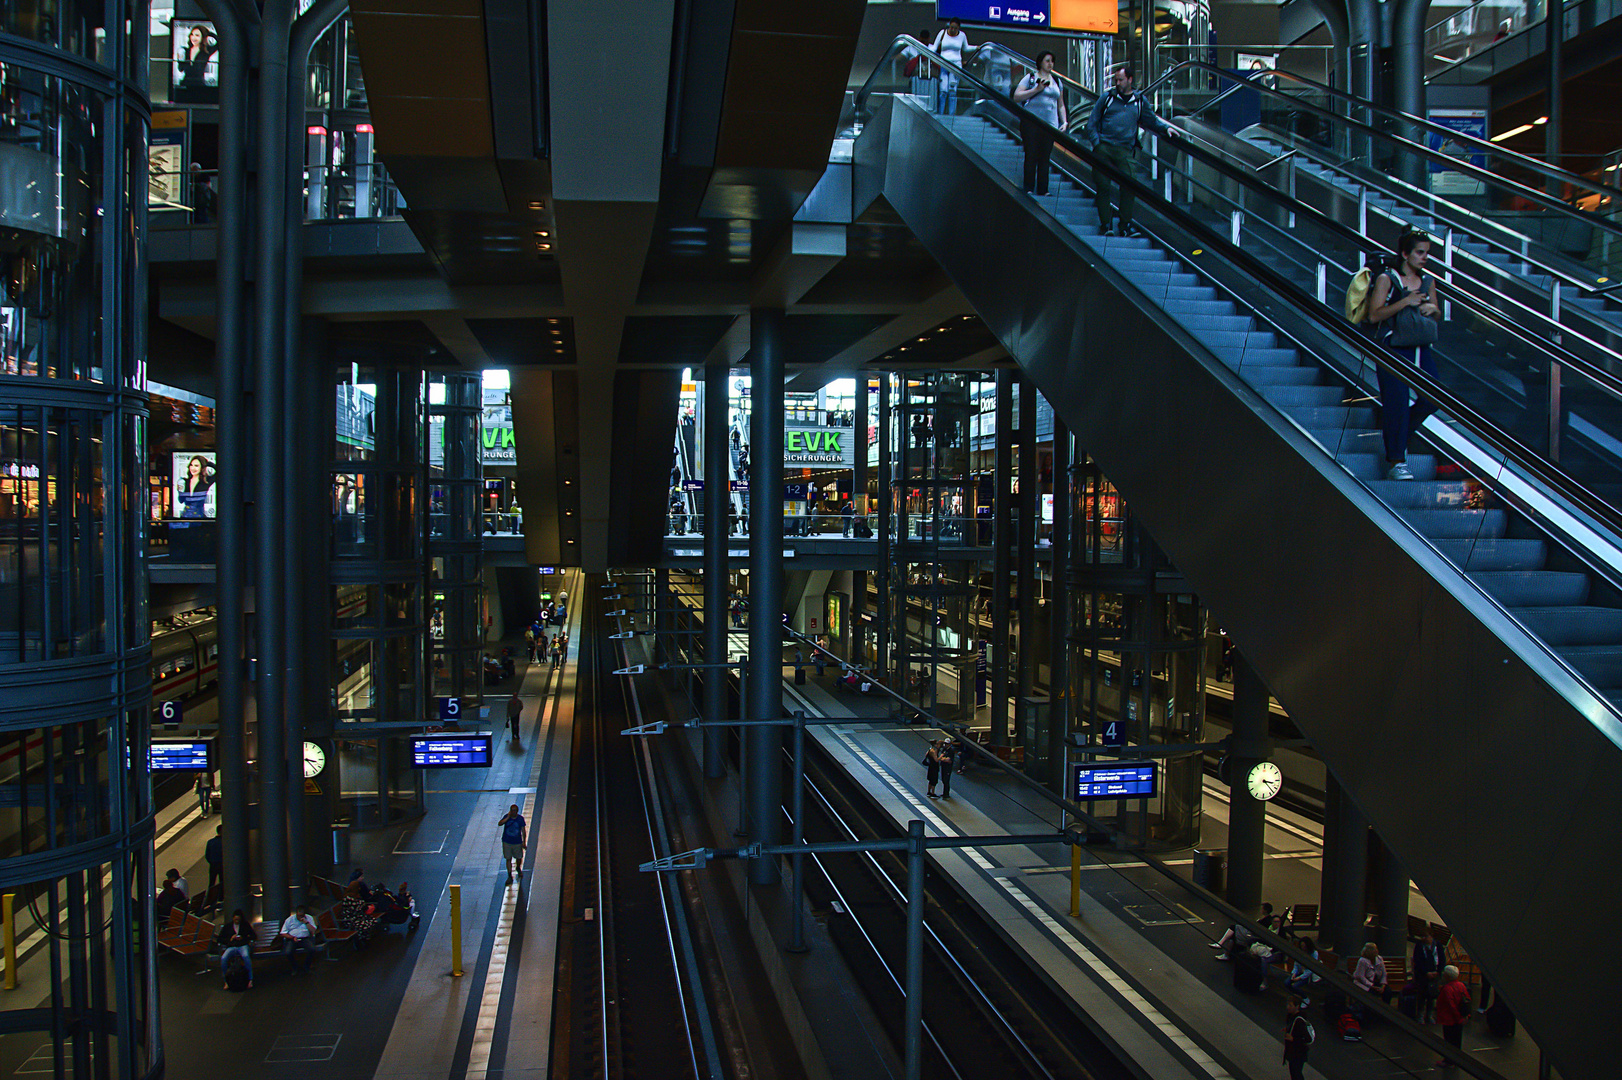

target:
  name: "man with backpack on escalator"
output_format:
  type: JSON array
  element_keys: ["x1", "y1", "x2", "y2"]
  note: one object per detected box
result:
[{"x1": 1086, "y1": 64, "x2": 1182, "y2": 237}]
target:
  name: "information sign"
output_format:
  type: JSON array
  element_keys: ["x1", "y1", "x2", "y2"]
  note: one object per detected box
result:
[
  {"x1": 409, "y1": 734, "x2": 493, "y2": 768},
  {"x1": 437, "y1": 696, "x2": 462, "y2": 723},
  {"x1": 936, "y1": 0, "x2": 1116, "y2": 33},
  {"x1": 1072, "y1": 762, "x2": 1156, "y2": 799},
  {"x1": 151, "y1": 740, "x2": 211, "y2": 771},
  {"x1": 1100, "y1": 718, "x2": 1125, "y2": 746},
  {"x1": 157, "y1": 700, "x2": 183, "y2": 729}
]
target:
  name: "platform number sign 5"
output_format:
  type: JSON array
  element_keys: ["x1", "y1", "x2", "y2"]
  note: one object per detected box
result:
[
  {"x1": 438, "y1": 696, "x2": 461, "y2": 723},
  {"x1": 158, "y1": 700, "x2": 183, "y2": 729},
  {"x1": 1101, "y1": 719, "x2": 1125, "y2": 747}
]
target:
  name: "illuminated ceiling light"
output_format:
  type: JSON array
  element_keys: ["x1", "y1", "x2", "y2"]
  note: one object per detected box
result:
[
  {"x1": 535, "y1": 230, "x2": 549, "y2": 237},
  {"x1": 529, "y1": 201, "x2": 543, "y2": 209},
  {"x1": 539, "y1": 243, "x2": 551, "y2": 251},
  {"x1": 356, "y1": 123, "x2": 374, "y2": 134},
  {"x1": 1534, "y1": 116, "x2": 1549, "y2": 125},
  {"x1": 1491, "y1": 123, "x2": 1535, "y2": 142},
  {"x1": 1432, "y1": 53, "x2": 1457, "y2": 63}
]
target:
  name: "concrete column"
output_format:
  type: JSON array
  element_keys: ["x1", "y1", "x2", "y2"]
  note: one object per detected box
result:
[
  {"x1": 1017, "y1": 378, "x2": 1038, "y2": 718},
  {"x1": 877, "y1": 375, "x2": 892, "y2": 676},
  {"x1": 702, "y1": 362, "x2": 728, "y2": 778},
  {"x1": 853, "y1": 379, "x2": 869, "y2": 663},
  {"x1": 1373, "y1": 836, "x2": 1410, "y2": 957},
  {"x1": 1323, "y1": 776, "x2": 1370, "y2": 957},
  {"x1": 746, "y1": 309, "x2": 785, "y2": 885},
  {"x1": 991, "y1": 371, "x2": 1013, "y2": 746},
  {"x1": 1226, "y1": 654, "x2": 1270, "y2": 914},
  {"x1": 1318, "y1": 768, "x2": 1343, "y2": 950},
  {"x1": 1046, "y1": 418, "x2": 1071, "y2": 794}
]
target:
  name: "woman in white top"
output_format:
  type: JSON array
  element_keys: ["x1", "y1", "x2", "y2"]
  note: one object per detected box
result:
[
  {"x1": 1012, "y1": 51, "x2": 1066, "y2": 195},
  {"x1": 930, "y1": 19, "x2": 969, "y2": 115}
]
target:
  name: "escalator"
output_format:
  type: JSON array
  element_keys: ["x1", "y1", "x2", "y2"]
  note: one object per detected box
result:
[{"x1": 856, "y1": 37, "x2": 1622, "y2": 1080}]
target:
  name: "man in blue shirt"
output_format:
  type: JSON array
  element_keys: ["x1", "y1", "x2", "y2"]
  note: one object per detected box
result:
[
  {"x1": 499, "y1": 804, "x2": 526, "y2": 884},
  {"x1": 1086, "y1": 64, "x2": 1182, "y2": 236}
]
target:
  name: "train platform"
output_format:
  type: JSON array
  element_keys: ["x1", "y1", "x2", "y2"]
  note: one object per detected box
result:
[
  {"x1": 772, "y1": 668, "x2": 1545, "y2": 1080},
  {"x1": 37, "y1": 570, "x2": 587, "y2": 1080}
]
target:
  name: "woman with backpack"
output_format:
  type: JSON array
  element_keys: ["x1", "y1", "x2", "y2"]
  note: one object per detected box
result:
[
  {"x1": 1283, "y1": 996, "x2": 1313, "y2": 1079},
  {"x1": 1367, "y1": 229, "x2": 1443, "y2": 480}
]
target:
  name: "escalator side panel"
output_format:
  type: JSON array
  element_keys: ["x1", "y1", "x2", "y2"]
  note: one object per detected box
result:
[{"x1": 876, "y1": 94, "x2": 1622, "y2": 1080}]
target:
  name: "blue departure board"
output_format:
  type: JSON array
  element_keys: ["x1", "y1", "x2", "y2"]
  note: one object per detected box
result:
[
  {"x1": 1073, "y1": 762, "x2": 1157, "y2": 799},
  {"x1": 150, "y1": 741, "x2": 211, "y2": 771},
  {"x1": 410, "y1": 734, "x2": 493, "y2": 768}
]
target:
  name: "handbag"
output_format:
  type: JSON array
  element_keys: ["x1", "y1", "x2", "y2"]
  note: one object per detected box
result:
[{"x1": 1385, "y1": 272, "x2": 1439, "y2": 349}]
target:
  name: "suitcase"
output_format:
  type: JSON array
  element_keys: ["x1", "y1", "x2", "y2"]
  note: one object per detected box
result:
[{"x1": 1485, "y1": 1000, "x2": 1516, "y2": 1038}]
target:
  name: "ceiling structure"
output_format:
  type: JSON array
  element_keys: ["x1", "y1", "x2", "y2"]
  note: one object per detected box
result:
[{"x1": 150, "y1": 0, "x2": 1013, "y2": 571}]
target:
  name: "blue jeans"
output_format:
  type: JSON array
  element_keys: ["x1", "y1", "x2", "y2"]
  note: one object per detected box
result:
[
  {"x1": 1376, "y1": 344, "x2": 1437, "y2": 463},
  {"x1": 937, "y1": 74, "x2": 958, "y2": 115},
  {"x1": 221, "y1": 945, "x2": 252, "y2": 980}
]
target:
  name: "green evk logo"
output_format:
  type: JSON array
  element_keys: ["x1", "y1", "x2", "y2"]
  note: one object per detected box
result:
[
  {"x1": 482, "y1": 426, "x2": 516, "y2": 450},
  {"x1": 786, "y1": 431, "x2": 841, "y2": 453}
]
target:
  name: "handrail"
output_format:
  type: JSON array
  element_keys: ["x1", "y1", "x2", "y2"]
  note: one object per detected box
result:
[
  {"x1": 1164, "y1": 59, "x2": 1622, "y2": 207},
  {"x1": 856, "y1": 36, "x2": 1622, "y2": 549},
  {"x1": 957, "y1": 43, "x2": 1622, "y2": 376}
]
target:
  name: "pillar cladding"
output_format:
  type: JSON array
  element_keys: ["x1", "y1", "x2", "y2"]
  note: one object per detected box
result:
[
  {"x1": 1017, "y1": 376, "x2": 1038, "y2": 709},
  {"x1": 877, "y1": 375, "x2": 893, "y2": 674},
  {"x1": 747, "y1": 309, "x2": 786, "y2": 885},
  {"x1": 1226, "y1": 655, "x2": 1270, "y2": 914},
  {"x1": 703, "y1": 362, "x2": 729, "y2": 778},
  {"x1": 991, "y1": 370, "x2": 1013, "y2": 745}
]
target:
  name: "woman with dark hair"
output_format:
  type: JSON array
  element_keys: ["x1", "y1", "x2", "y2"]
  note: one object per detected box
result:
[
  {"x1": 1013, "y1": 51, "x2": 1066, "y2": 195},
  {"x1": 1368, "y1": 230, "x2": 1443, "y2": 480},
  {"x1": 176, "y1": 25, "x2": 216, "y2": 91},
  {"x1": 176, "y1": 454, "x2": 215, "y2": 518}
]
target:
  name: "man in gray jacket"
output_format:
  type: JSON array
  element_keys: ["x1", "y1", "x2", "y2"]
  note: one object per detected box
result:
[{"x1": 1086, "y1": 64, "x2": 1182, "y2": 236}]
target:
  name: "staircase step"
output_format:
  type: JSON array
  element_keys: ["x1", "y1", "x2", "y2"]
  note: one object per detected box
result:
[{"x1": 1468, "y1": 570, "x2": 1589, "y2": 606}]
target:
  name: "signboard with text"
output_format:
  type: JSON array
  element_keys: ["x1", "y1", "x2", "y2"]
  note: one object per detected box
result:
[
  {"x1": 936, "y1": 0, "x2": 1116, "y2": 33},
  {"x1": 410, "y1": 734, "x2": 493, "y2": 768},
  {"x1": 1072, "y1": 762, "x2": 1156, "y2": 799},
  {"x1": 151, "y1": 740, "x2": 211, "y2": 771},
  {"x1": 783, "y1": 424, "x2": 855, "y2": 468}
]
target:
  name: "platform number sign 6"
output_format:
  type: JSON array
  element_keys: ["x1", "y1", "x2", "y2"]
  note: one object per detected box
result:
[
  {"x1": 438, "y1": 696, "x2": 461, "y2": 722},
  {"x1": 1101, "y1": 719, "x2": 1125, "y2": 747},
  {"x1": 158, "y1": 700, "x2": 182, "y2": 729}
]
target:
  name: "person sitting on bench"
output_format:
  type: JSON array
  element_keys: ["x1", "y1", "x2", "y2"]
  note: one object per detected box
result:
[{"x1": 279, "y1": 905, "x2": 320, "y2": 974}]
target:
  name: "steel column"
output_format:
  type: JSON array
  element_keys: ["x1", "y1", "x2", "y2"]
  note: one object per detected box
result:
[
  {"x1": 1016, "y1": 377, "x2": 1038, "y2": 717},
  {"x1": 1046, "y1": 418, "x2": 1070, "y2": 792},
  {"x1": 1374, "y1": 838, "x2": 1410, "y2": 957},
  {"x1": 991, "y1": 370, "x2": 1013, "y2": 746},
  {"x1": 702, "y1": 362, "x2": 728, "y2": 778},
  {"x1": 1546, "y1": 0, "x2": 1563, "y2": 182},
  {"x1": 877, "y1": 375, "x2": 892, "y2": 676},
  {"x1": 746, "y1": 309, "x2": 785, "y2": 885},
  {"x1": 854, "y1": 378, "x2": 869, "y2": 663},
  {"x1": 1326, "y1": 778, "x2": 1370, "y2": 955},
  {"x1": 1226, "y1": 654, "x2": 1269, "y2": 913},
  {"x1": 903, "y1": 818, "x2": 927, "y2": 1080}
]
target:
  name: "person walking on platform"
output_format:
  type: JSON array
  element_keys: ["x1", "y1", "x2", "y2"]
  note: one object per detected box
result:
[
  {"x1": 194, "y1": 772, "x2": 213, "y2": 815},
  {"x1": 204, "y1": 824, "x2": 223, "y2": 912},
  {"x1": 1282, "y1": 995, "x2": 1313, "y2": 1080},
  {"x1": 1085, "y1": 64, "x2": 1181, "y2": 237},
  {"x1": 506, "y1": 692, "x2": 523, "y2": 744},
  {"x1": 524, "y1": 624, "x2": 537, "y2": 662},
  {"x1": 937, "y1": 738, "x2": 956, "y2": 798},
  {"x1": 923, "y1": 740, "x2": 943, "y2": 798},
  {"x1": 550, "y1": 634, "x2": 563, "y2": 669},
  {"x1": 499, "y1": 804, "x2": 527, "y2": 884}
]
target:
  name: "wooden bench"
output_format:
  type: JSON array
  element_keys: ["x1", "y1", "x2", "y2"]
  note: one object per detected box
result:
[
  {"x1": 307, "y1": 875, "x2": 347, "y2": 908},
  {"x1": 1384, "y1": 958, "x2": 1408, "y2": 994},
  {"x1": 1283, "y1": 903, "x2": 1319, "y2": 932},
  {"x1": 251, "y1": 920, "x2": 333, "y2": 965},
  {"x1": 157, "y1": 913, "x2": 215, "y2": 968},
  {"x1": 317, "y1": 908, "x2": 359, "y2": 946},
  {"x1": 153, "y1": 907, "x2": 189, "y2": 946}
]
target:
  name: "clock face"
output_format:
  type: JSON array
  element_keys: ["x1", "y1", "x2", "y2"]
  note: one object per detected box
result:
[
  {"x1": 1247, "y1": 761, "x2": 1283, "y2": 801},
  {"x1": 302, "y1": 741, "x2": 326, "y2": 779}
]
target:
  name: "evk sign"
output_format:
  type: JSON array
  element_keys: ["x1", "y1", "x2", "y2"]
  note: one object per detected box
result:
[{"x1": 784, "y1": 425, "x2": 853, "y2": 468}]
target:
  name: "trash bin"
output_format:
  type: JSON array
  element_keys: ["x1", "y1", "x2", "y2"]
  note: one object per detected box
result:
[
  {"x1": 332, "y1": 822, "x2": 351, "y2": 866},
  {"x1": 1193, "y1": 849, "x2": 1226, "y2": 895}
]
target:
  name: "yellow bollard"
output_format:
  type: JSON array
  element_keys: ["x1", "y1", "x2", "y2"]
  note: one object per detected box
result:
[
  {"x1": 1069, "y1": 845, "x2": 1081, "y2": 918},
  {"x1": 3, "y1": 892, "x2": 15, "y2": 990},
  {"x1": 449, "y1": 884, "x2": 463, "y2": 977}
]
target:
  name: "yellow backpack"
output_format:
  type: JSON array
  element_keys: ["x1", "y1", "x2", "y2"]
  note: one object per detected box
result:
[{"x1": 1344, "y1": 267, "x2": 1374, "y2": 324}]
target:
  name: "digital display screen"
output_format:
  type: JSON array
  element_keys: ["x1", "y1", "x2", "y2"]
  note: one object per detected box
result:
[
  {"x1": 410, "y1": 734, "x2": 493, "y2": 768},
  {"x1": 170, "y1": 450, "x2": 217, "y2": 520},
  {"x1": 151, "y1": 740, "x2": 210, "y2": 771},
  {"x1": 1073, "y1": 762, "x2": 1156, "y2": 799}
]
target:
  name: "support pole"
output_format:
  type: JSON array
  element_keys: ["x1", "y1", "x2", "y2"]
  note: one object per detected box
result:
[
  {"x1": 877, "y1": 375, "x2": 893, "y2": 676},
  {"x1": 1016, "y1": 377, "x2": 1038, "y2": 721},
  {"x1": 196, "y1": 0, "x2": 253, "y2": 924},
  {"x1": 655, "y1": 568, "x2": 673, "y2": 666},
  {"x1": 1047, "y1": 419, "x2": 1071, "y2": 793},
  {"x1": 903, "y1": 819, "x2": 926, "y2": 1080},
  {"x1": 1226, "y1": 654, "x2": 1270, "y2": 913},
  {"x1": 3, "y1": 892, "x2": 14, "y2": 989},
  {"x1": 747, "y1": 309, "x2": 785, "y2": 885},
  {"x1": 1325, "y1": 779, "x2": 1369, "y2": 955},
  {"x1": 1546, "y1": 0, "x2": 1563, "y2": 182},
  {"x1": 1374, "y1": 838, "x2": 1409, "y2": 957},
  {"x1": 703, "y1": 361, "x2": 729, "y2": 778},
  {"x1": 1069, "y1": 845, "x2": 1081, "y2": 918},
  {"x1": 449, "y1": 883, "x2": 463, "y2": 977},
  {"x1": 991, "y1": 371, "x2": 1013, "y2": 746},
  {"x1": 255, "y1": 0, "x2": 294, "y2": 925},
  {"x1": 788, "y1": 711, "x2": 808, "y2": 953},
  {"x1": 854, "y1": 378, "x2": 869, "y2": 662}
]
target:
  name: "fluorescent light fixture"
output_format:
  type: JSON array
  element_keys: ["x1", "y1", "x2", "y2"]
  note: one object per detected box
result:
[
  {"x1": 1533, "y1": 115, "x2": 1549, "y2": 124},
  {"x1": 1432, "y1": 54, "x2": 1457, "y2": 63},
  {"x1": 1490, "y1": 124, "x2": 1535, "y2": 142}
]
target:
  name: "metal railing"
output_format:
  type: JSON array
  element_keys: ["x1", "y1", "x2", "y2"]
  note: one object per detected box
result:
[{"x1": 149, "y1": 161, "x2": 403, "y2": 225}]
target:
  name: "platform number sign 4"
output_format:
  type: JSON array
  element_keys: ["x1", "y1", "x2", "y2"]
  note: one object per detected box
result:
[
  {"x1": 438, "y1": 696, "x2": 461, "y2": 723},
  {"x1": 158, "y1": 700, "x2": 183, "y2": 729},
  {"x1": 1101, "y1": 719, "x2": 1125, "y2": 747}
]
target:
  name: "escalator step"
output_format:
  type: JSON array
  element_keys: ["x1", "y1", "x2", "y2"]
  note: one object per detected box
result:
[
  {"x1": 1163, "y1": 286, "x2": 1222, "y2": 303},
  {"x1": 1552, "y1": 646, "x2": 1622, "y2": 686},
  {"x1": 1217, "y1": 347, "x2": 1302, "y2": 368},
  {"x1": 1285, "y1": 405, "x2": 1379, "y2": 429},
  {"x1": 1397, "y1": 508, "x2": 1508, "y2": 539},
  {"x1": 1468, "y1": 570, "x2": 1589, "y2": 606},
  {"x1": 1177, "y1": 314, "x2": 1256, "y2": 335},
  {"x1": 1514, "y1": 607, "x2": 1622, "y2": 646},
  {"x1": 1338, "y1": 451, "x2": 1438, "y2": 481},
  {"x1": 1429, "y1": 538, "x2": 1545, "y2": 570},
  {"x1": 1243, "y1": 366, "x2": 1322, "y2": 386},
  {"x1": 1259, "y1": 384, "x2": 1346, "y2": 408},
  {"x1": 1306, "y1": 427, "x2": 1384, "y2": 454},
  {"x1": 1363, "y1": 479, "x2": 1479, "y2": 508}
]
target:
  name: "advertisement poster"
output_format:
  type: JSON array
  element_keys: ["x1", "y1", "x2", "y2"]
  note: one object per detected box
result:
[
  {"x1": 1427, "y1": 109, "x2": 1487, "y2": 195},
  {"x1": 148, "y1": 140, "x2": 184, "y2": 209},
  {"x1": 170, "y1": 20, "x2": 219, "y2": 103},
  {"x1": 171, "y1": 451, "x2": 217, "y2": 519}
]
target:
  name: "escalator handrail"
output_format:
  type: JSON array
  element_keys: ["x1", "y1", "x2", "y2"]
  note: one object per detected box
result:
[
  {"x1": 1158, "y1": 59, "x2": 1622, "y2": 222},
  {"x1": 924, "y1": 41, "x2": 1622, "y2": 410},
  {"x1": 955, "y1": 43, "x2": 1622, "y2": 389},
  {"x1": 857, "y1": 36, "x2": 1622, "y2": 551}
]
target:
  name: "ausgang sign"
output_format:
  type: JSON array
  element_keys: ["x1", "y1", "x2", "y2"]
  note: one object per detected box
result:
[{"x1": 784, "y1": 425, "x2": 853, "y2": 468}]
